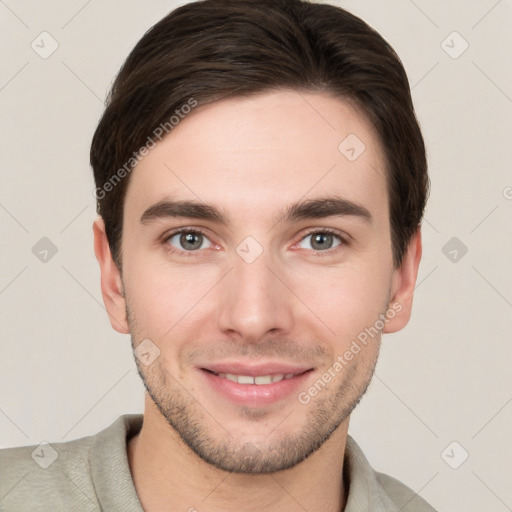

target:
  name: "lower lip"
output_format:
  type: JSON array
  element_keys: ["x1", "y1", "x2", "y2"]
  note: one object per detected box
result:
[{"x1": 200, "y1": 369, "x2": 313, "y2": 406}]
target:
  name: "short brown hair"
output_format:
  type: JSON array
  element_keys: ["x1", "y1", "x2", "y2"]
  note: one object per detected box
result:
[{"x1": 90, "y1": 0, "x2": 429, "y2": 269}]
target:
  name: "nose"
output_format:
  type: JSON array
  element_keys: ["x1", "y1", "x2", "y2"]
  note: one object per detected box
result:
[{"x1": 216, "y1": 247, "x2": 295, "y2": 343}]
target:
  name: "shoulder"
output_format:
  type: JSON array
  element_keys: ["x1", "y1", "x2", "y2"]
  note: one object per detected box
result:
[
  {"x1": 0, "y1": 414, "x2": 142, "y2": 512},
  {"x1": 375, "y1": 471, "x2": 438, "y2": 512},
  {"x1": 344, "y1": 435, "x2": 438, "y2": 512},
  {"x1": 0, "y1": 430, "x2": 98, "y2": 511}
]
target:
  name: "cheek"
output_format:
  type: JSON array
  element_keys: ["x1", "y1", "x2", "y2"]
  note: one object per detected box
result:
[
  {"x1": 125, "y1": 259, "x2": 220, "y2": 340},
  {"x1": 294, "y1": 262, "x2": 392, "y2": 344}
]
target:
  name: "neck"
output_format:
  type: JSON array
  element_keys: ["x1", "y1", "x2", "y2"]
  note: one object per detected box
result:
[{"x1": 128, "y1": 397, "x2": 349, "y2": 512}]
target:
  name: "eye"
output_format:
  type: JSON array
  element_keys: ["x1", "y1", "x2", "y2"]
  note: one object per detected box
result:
[
  {"x1": 296, "y1": 229, "x2": 345, "y2": 254},
  {"x1": 165, "y1": 228, "x2": 213, "y2": 253}
]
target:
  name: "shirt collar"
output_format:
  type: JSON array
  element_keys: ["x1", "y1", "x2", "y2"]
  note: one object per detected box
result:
[
  {"x1": 90, "y1": 413, "x2": 144, "y2": 511},
  {"x1": 343, "y1": 435, "x2": 400, "y2": 511},
  {"x1": 90, "y1": 414, "x2": 399, "y2": 512}
]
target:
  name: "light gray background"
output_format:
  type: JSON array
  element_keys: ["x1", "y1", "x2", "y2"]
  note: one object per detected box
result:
[{"x1": 1, "y1": 1, "x2": 511, "y2": 510}]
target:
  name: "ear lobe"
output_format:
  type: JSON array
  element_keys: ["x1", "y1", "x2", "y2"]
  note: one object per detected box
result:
[
  {"x1": 383, "y1": 229, "x2": 422, "y2": 334},
  {"x1": 92, "y1": 216, "x2": 129, "y2": 334}
]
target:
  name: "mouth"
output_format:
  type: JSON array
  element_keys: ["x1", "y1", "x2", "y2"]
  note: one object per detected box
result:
[
  {"x1": 199, "y1": 364, "x2": 314, "y2": 406},
  {"x1": 203, "y1": 369, "x2": 307, "y2": 385}
]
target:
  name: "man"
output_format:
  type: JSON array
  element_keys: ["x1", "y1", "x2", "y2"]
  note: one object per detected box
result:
[{"x1": 0, "y1": 0, "x2": 436, "y2": 510}]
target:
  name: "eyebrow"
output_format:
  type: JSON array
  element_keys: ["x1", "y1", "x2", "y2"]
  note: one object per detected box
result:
[{"x1": 140, "y1": 195, "x2": 372, "y2": 226}]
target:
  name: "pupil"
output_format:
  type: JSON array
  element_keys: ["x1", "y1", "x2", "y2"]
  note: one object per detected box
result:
[
  {"x1": 313, "y1": 233, "x2": 332, "y2": 250},
  {"x1": 182, "y1": 232, "x2": 201, "y2": 250}
]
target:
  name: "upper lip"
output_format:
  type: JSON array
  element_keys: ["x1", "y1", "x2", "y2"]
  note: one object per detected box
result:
[{"x1": 200, "y1": 361, "x2": 313, "y2": 377}]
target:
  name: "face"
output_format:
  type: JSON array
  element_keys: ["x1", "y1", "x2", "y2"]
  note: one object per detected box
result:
[{"x1": 95, "y1": 89, "x2": 421, "y2": 474}]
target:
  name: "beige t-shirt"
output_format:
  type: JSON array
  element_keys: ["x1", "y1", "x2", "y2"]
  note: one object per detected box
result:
[{"x1": 0, "y1": 414, "x2": 437, "y2": 511}]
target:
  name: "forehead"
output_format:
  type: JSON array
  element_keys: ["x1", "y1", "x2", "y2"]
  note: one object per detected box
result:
[{"x1": 124, "y1": 90, "x2": 388, "y2": 227}]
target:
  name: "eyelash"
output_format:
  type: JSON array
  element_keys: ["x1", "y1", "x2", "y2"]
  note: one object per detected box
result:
[{"x1": 163, "y1": 227, "x2": 348, "y2": 258}]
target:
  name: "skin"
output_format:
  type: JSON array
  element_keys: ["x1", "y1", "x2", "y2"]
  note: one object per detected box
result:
[{"x1": 93, "y1": 90, "x2": 422, "y2": 512}]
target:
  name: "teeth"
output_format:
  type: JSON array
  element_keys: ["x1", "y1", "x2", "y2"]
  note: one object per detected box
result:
[
  {"x1": 215, "y1": 372, "x2": 296, "y2": 385},
  {"x1": 255, "y1": 375, "x2": 272, "y2": 385}
]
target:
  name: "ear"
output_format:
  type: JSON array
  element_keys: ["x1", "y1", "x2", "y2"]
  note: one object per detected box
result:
[
  {"x1": 383, "y1": 228, "x2": 422, "y2": 334},
  {"x1": 92, "y1": 216, "x2": 129, "y2": 334}
]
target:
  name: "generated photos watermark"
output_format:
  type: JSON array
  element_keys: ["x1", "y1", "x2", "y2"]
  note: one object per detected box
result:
[
  {"x1": 297, "y1": 302, "x2": 403, "y2": 405},
  {"x1": 93, "y1": 97, "x2": 198, "y2": 200}
]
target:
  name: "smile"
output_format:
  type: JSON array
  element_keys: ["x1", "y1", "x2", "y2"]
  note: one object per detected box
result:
[
  {"x1": 213, "y1": 373, "x2": 299, "y2": 385},
  {"x1": 201, "y1": 367, "x2": 313, "y2": 406}
]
